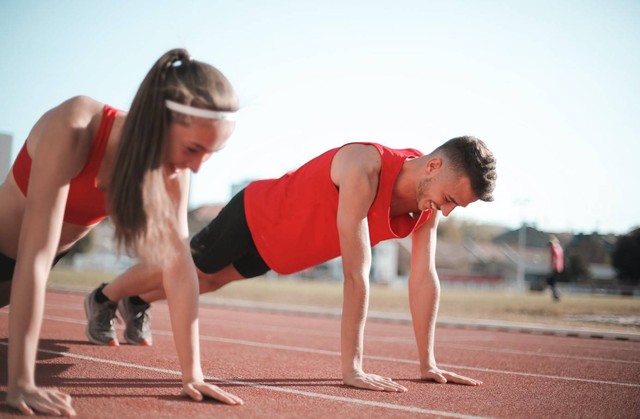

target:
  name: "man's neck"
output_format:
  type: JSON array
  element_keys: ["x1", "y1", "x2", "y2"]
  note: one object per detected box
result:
[{"x1": 389, "y1": 157, "x2": 422, "y2": 217}]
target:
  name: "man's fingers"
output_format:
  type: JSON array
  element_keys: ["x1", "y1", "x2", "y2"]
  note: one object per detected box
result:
[
  {"x1": 182, "y1": 384, "x2": 203, "y2": 401},
  {"x1": 423, "y1": 369, "x2": 483, "y2": 386},
  {"x1": 372, "y1": 376, "x2": 408, "y2": 392},
  {"x1": 346, "y1": 374, "x2": 408, "y2": 392},
  {"x1": 361, "y1": 381, "x2": 386, "y2": 391},
  {"x1": 445, "y1": 373, "x2": 483, "y2": 386},
  {"x1": 440, "y1": 370, "x2": 483, "y2": 385},
  {"x1": 424, "y1": 371, "x2": 447, "y2": 384},
  {"x1": 199, "y1": 385, "x2": 244, "y2": 405},
  {"x1": 184, "y1": 383, "x2": 244, "y2": 405}
]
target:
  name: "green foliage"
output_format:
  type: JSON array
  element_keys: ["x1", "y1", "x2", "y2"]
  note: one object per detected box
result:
[
  {"x1": 65, "y1": 231, "x2": 94, "y2": 258},
  {"x1": 612, "y1": 228, "x2": 640, "y2": 285}
]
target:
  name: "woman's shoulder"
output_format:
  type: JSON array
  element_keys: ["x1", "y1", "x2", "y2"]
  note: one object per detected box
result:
[
  {"x1": 49, "y1": 96, "x2": 106, "y2": 127},
  {"x1": 31, "y1": 96, "x2": 106, "y2": 144},
  {"x1": 25, "y1": 97, "x2": 109, "y2": 165}
]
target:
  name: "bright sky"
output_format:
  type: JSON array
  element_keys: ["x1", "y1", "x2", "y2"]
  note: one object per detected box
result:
[{"x1": 1, "y1": 0, "x2": 639, "y2": 234}]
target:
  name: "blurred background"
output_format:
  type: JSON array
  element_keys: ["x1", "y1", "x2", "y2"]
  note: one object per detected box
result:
[{"x1": 2, "y1": 1, "x2": 639, "y2": 328}]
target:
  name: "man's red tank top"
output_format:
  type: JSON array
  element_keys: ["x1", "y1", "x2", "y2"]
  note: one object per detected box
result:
[
  {"x1": 245, "y1": 142, "x2": 433, "y2": 274},
  {"x1": 12, "y1": 105, "x2": 118, "y2": 226}
]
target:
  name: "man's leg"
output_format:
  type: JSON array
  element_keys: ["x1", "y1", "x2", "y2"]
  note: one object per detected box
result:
[
  {"x1": 103, "y1": 263, "x2": 164, "y2": 301},
  {"x1": 549, "y1": 273, "x2": 561, "y2": 301},
  {"x1": 123, "y1": 265, "x2": 244, "y2": 345},
  {"x1": 0, "y1": 281, "x2": 11, "y2": 308},
  {"x1": 87, "y1": 188, "x2": 264, "y2": 345},
  {"x1": 85, "y1": 263, "x2": 163, "y2": 346},
  {"x1": 139, "y1": 264, "x2": 245, "y2": 302}
]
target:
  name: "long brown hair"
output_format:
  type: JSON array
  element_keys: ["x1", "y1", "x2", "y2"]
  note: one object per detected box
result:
[{"x1": 109, "y1": 48, "x2": 238, "y2": 264}]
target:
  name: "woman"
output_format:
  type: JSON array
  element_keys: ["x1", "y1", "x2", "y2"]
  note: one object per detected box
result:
[{"x1": 1, "y1": 48, "x2": 243, "y2": 416}]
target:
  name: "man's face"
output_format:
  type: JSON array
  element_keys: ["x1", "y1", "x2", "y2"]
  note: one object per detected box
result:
[{"x1": 416, "y1": 158, "x2": 477, "y2": 216}]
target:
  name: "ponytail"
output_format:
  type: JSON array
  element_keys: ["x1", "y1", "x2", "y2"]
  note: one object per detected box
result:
[{"x1": 109, "y1": 48, "x2": 238, "y2": 265}]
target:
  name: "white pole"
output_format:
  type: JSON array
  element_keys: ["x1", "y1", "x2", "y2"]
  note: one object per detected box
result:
[{"x1": 516, "y1": 224, "x2": 526, "y2": 291}]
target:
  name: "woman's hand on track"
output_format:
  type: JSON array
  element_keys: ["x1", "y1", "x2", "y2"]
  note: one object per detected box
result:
[{"x1": 6, "y1": 386, "x2": 76, "y2": 416}]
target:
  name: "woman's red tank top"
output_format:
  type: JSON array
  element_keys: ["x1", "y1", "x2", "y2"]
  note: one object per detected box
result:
[{"x1": 12, "y1": 105, "x2": 118, "y2": 226}]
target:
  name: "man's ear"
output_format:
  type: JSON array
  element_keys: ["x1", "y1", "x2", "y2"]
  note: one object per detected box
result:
[{"x1": 425, "y1": 157, "x2": 442, "y2": 175}]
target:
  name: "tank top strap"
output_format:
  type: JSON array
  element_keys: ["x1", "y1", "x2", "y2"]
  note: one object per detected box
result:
[{"x1": 84, "y1": 105, "x2": 119, "y2": 180}]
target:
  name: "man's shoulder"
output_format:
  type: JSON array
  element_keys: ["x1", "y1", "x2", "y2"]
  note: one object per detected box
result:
[{"x1": 334, "y1": 144, "x2": 382, "y2": 171}]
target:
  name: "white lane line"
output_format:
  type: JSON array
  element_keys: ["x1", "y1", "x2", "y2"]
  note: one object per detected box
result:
[
  {"x1": 203, "y1": 318, "x2": 638, "y2": 363},
  {"x1": 0, "y1": 341, "x2": 486, "y2": 419},
  {"x1": 39, "y1": 313, "x2": 636, "y2": 364},
  {"x1": 441, "y1": 343, "x2": 640, "y2": 365},
  {"x1": 28, "y1": 300, "x2": 637, "y2": 353},
  {"x1": 31, "y1": 314, "x2": 640, "y2": 388}
]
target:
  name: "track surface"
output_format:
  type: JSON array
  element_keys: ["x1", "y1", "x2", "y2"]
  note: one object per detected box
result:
[{"x1": 1, "y1": 290, "x2": 639, "y2": 418}]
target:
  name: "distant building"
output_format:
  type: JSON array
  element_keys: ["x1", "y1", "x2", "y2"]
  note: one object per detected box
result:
[
  {"x1": 0, "y1": 132, "x2": 13, "y2": 180},
  {"x1": 231, "y1": 180, "x2": 253, "y2": 199}
]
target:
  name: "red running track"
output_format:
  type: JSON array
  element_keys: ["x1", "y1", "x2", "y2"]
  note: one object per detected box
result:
[{"x1": 1, "y1": 290, "x2": 639, "y2": 418}]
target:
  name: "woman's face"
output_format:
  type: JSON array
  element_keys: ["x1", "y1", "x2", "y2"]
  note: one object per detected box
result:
[{"x1": 164, "y1": 119, "x2": 235, "y2": 178}]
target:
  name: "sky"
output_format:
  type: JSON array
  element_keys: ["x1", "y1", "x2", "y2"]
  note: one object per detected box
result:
[{"x1": 1, "y1": 0, "x2": 639, "y2": 235}]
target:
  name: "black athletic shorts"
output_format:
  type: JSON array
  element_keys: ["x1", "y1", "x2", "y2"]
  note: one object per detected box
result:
[
  {"x1": 190, "y1": 188, "x2": 270, "y2": 278},
  {"x1": 0, "y1": 251, "x2": 69, "y2": 282}
]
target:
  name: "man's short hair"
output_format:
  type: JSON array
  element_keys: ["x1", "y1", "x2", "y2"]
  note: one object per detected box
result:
[{"x1": 435, "y1": 136, "x2": 497, "y2": 202}]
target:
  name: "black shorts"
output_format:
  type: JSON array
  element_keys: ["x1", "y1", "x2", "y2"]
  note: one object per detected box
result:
[
  {"x1": 0, "y1": 251, "x2": 69, "y2": 282},
  {"x1": 190, "y1": 189, "x2": 270, "y2": 278}
]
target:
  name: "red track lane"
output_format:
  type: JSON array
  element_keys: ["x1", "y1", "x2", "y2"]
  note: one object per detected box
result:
[{"x1": 1, "y1": 290, "x2": 639, "y2": 418}]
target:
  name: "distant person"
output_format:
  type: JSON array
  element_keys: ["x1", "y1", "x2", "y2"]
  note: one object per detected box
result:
[
  {"x1": 1, "y1": 49, "x2": 243, "y2": 416},
  {"x1": 547, "y1": 235, "x2": 564, "y2": 301},
  {"x1": 89, "y1": 137, "x2": 497, "y2": 393}
]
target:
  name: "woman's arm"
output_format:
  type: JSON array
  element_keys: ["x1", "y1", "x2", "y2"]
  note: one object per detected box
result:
[
  {"x1": 6, "y1": 98, "x2": 99, "y2": 416},
  {"x1": 162, "y1": 172, "x2": 243, "y2": 405}
]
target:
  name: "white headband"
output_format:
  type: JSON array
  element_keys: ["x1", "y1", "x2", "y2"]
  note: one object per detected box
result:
[{"x1": 165, "y1": 100, "x2": 236, "y2": 121}]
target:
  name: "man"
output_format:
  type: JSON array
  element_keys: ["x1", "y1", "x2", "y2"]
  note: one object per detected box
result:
[
  {"x1": 547, "y1": 235, "x2": 564, "y2": 301},
  {"x1": 86, "y1": 136, "x2": 497, "y2": 392}
]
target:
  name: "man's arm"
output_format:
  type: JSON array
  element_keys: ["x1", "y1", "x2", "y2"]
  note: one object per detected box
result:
[
  {"x1": 409, "y1": 213, "x2": 482, "y2": 385},
  {"x1": 332, "y1": 144, "x2": 407, "y2": 392}
]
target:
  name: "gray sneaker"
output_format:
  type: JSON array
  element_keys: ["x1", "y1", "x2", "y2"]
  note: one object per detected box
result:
[
  {"x1": 84, "y1": 285, "x2": 119, "y2": 346},
  {"x1": 118, "y1": 298, "x2": 152, "y2": 346}
]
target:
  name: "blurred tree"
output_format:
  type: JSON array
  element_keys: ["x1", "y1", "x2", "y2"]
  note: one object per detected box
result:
[
  {"x1": 438, "y1": 217, "x2": 464, "y2": 242},
  {"x1": 564, "y1": 253, "x2": 589, "y2": 282},
  {"x1": 612, "y1": 228, "x2": 640, "y2": 286},
  {"x1": 65, "y1": 230, "x2": 94, "y2": 260},
  {"x1": 567, "y1": 233, "x2": 610, "y2": 264},
  {"x1": 462, "y1": 222, "x2": 508, "y2": 242},
  {"x1": 439, "y1": 217, "x2": 506, "y2": 243},
  {"x1": 562, "y1": 232, "x2": 615, "y2": 282}
]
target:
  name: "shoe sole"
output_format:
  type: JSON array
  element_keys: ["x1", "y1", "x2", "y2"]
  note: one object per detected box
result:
[
  {"x1": 118, "y1": 302, "x2": 153, "y2": 346},
  {"x1": 124, "y1": 336, "x2": 152, "y2": 346},
  {"x1": 84, "y1": 295, "x2": 119, "y2": 347}
]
